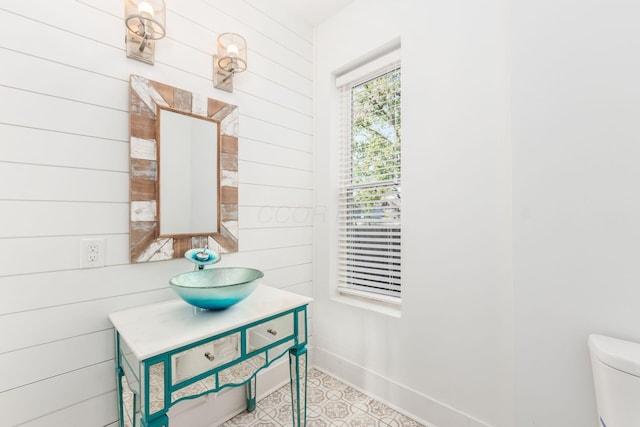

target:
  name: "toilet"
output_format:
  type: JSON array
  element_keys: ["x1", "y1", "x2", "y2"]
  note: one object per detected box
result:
[{"x1": 588, "y1": 334, "x2": 640, "y2": 426}]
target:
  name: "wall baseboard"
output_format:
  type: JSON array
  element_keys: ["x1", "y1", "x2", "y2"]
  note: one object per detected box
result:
[{"x1": 313, "y1": 346, "x2": 492, "y2": 427}]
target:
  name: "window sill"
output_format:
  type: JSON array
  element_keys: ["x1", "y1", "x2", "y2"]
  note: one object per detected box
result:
[{"x1": 332, "y1": 287, "x2": 401, "y2": 318}]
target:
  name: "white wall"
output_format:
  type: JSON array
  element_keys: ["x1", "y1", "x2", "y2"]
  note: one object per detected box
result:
[
  {"x1": 511, "y1": 1, "x2": 640, "y2": 426},
  {"x1": 6, "y1": 0, "x2": 635, "y2": 425},
  {"x1": 313, "y1": 1, "x2": 513, "y2": 426},
  {"x1": 0, "y1": 1, "x2": 313, "y2": 425}
]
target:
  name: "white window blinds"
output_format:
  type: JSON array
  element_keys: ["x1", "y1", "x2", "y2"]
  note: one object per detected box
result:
[{"x1": 336, "y1": 53, "x2": 401, "y2": 299}]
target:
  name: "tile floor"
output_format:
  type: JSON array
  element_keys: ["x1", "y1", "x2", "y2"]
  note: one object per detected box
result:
[{"x1": 221, "y1": 368, "x2": 425, "y2": 427}]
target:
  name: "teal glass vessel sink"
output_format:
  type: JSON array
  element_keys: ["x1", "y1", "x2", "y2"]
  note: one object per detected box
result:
[{"x1": 169, "y1": 267, "x2": 264, "y2": 310}]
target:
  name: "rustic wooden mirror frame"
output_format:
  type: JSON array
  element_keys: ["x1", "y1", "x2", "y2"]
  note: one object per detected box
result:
[{"x1": 128, "y1": 75, "x2": 239, "y2": 263}]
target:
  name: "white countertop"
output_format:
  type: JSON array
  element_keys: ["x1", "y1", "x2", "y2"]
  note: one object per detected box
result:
[{"x1": 109, "y1": 285, "x2": 312, "y2": 360}]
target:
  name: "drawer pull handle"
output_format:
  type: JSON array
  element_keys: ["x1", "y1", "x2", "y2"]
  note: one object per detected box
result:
[
  {"x1": 267, "y1": 328, "x2": 277, "y2": 336},
  {"x1": 204, "y1": 352, "x2": 215, "y2": 361}
]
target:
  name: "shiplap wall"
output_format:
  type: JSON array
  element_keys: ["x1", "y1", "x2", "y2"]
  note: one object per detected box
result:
[{"x1": 0, "y1": 0, "x2": 313, "y2": 425}]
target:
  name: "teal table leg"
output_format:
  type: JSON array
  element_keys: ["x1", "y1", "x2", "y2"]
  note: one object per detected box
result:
[
  {"x1": 289, "y1": 347, "x2": 307, "y2": 427},
  {"x1": 132, "y1": 392, "x2": 138, "y2": 427},
  {"x1": 143, "y1": 414, "x2": 168, "y2": 427},
  {"x1": 116, "y1": 367, "x2": 125, "y2": 427},
  {"x1": 246, "y1": 375, "x2": 257, "y2": 411}
]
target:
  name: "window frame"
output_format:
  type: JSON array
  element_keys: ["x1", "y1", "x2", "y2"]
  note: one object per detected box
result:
[{"x1": 334, "y1": 49, "x2": 402, "y2": 309}]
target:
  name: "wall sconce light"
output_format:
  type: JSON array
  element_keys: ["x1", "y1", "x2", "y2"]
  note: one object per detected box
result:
[
  {"x1": 125, "y1": 0, "x2": 166, "y2": 65},
  {"x1": 213, "y1": 33, "x2": 247, "y2": 92}
]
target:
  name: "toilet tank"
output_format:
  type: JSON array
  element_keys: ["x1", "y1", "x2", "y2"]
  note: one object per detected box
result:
[{"x1": 589, "y1": 334, "x2": 640, "y2": 427}]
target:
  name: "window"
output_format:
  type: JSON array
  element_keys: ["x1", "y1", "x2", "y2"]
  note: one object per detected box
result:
[{"x1": 336, "y1": 51, "x2": 401, "y2": 301}]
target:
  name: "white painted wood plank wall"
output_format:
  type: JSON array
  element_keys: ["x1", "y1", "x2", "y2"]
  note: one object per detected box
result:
[{"x1": 0, "y1": 0, "x2": 313, "y2": 425}]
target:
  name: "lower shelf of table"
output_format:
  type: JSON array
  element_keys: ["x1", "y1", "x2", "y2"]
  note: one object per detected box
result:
[
  {"x1": 120, "y1": 347, "x2": 308, "y2": 427},
  {"x1": 122, "y1": 353, "x2": 270, "y2": 424}
]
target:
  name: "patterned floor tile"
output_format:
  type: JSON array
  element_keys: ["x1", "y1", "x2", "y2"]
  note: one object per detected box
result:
[
  {"x1": 367, "y1": 399, "x2": 400, "y2": 419},
  {"x1": 258, "y1": 387, "x2": 291, "y2": 418},
  {"x1": 269, "y1": 401, "x2": 294, "y2": 425},
  {"x1": 226, "y1": 368, "x2": 424, "y2": 427},
  {"x1": 341, "y1": 386, "x2": 371, "y2": 405},
  {"x1": 221, "y1": 407, "x2": 273, "y2": 426},
  {"x1": 388, "y1": 413, "x2": 426, "y2": 427},
  {"x1": 306, "y1": 407, "x2": 336, "y2": 427},
  {"x1": 332, "y1": 411, "x2": 389, "y2": 427}
]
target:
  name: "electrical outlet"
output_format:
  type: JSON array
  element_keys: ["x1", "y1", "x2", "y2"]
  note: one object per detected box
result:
[{"x1": 81, "y1": 238, "x2": 105, "y2": 268}]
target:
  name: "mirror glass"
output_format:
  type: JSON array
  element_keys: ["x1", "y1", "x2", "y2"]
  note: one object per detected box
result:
[
  {"x1": 128, "y1": 75, "x2": 239, "y2": 263},
  {"x1": 159, "y1": 108, "x2": 218, "y2": 236}
]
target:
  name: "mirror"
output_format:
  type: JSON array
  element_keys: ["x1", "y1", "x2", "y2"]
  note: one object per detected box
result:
[
  {"x1": 128, "y1": 75, "x2": 239, "y2": 263},
  {"x1": 159, "y1": 108, "x2": 218, "y2": 235}
]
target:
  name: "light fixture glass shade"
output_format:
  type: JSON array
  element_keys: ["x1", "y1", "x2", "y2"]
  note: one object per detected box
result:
[
  {"x1": 216, "y1": 33, "x2": 247, "y2": 73},
  {"x1": 125, "y1": 0, "x2": 166, "y2": 40}
]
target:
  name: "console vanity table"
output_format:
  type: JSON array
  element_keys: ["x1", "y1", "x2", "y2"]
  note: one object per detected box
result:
[{"x1": 109, "y1": 285, "x2": 312, "y2": 427}]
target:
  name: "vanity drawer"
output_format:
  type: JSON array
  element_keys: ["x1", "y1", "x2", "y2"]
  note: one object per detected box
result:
[
  {"x1": 171, "y1": 332, "x2": 240, "y2": 385},
  {"x1": 246, "y1": 312, "x2": 295, "y2": 353}
]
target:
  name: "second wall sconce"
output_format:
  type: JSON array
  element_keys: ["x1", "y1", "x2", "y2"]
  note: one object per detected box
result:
[
  {"x1": 125, "y1": 0, "x2": 166, "y2": 65},
  {"x1": 213, "y1": 33, "x2": 247, "y2": 92}
]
